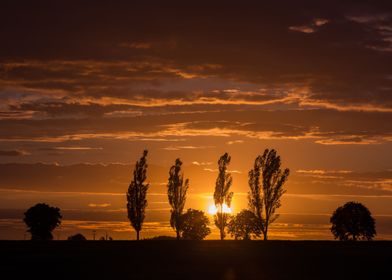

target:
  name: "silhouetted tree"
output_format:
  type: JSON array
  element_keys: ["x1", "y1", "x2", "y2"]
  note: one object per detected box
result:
[
  {"x1": 126, "y1": 150, "x2": 149, "y2": 240},
  {"x1": 167, "y1": 158, "x2": 189, "y2": 240},
  {"x1": 330, "y1": 201, "x2": 376, "y2": 241},
  {"x1": 67, "y1": 233, "x2": 87, "y2": 241},
  {"x1": 180, "y1": 209, "x2": 211, "y2": 240},
  {"x1": 214, "y1": 153, "x2": 233, "y2": 240},
  {"x1": 23, "y1": 203, "x2": 62, "y2": 240},
  {"x1": 248, "y1": 149, "x2": 289, "y2": 240},
  {"x1": 228, "y1": 210, "x2": 262, "y2": 240}
]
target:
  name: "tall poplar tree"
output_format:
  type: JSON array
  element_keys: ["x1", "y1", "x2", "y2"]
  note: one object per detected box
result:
[
  {"x1": 213, "y1": 153, "x2": 233, "y2": 240},
  {"x1": 167, "y1": 158, "x2": 189, "y2": 240},
  {"x1": 248, "y1": 149, "x2": 289, "y2": 240},
  {"x1": 126, "y1": 150, "x2": 149, "y2": 240}
]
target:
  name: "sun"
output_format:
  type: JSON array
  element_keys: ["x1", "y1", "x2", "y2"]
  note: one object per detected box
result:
[
  {"x1": 208, "y1": 203, "x2": 232, "y2": 215},
  {"x1": 208, "y1": 205, "x2": 217, "y2": 215}
]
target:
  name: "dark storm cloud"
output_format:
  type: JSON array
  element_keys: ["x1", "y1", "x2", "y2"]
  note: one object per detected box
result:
[{"x1": 1, "y1": 0, "x2": 392, "y2": 112}]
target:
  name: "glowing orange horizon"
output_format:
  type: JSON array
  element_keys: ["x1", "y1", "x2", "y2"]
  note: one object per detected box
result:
[{"x1": 208, "y1": 203, "x2": 233, "y2": 215}]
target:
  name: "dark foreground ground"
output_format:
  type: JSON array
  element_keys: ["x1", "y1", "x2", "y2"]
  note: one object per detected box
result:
[{"x1": 0, "y1": 240, "x2": 390, "y2": 280}]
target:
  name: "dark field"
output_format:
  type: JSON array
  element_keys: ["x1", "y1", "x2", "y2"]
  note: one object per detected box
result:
[{"x1": 0, "y1": 241, "x2": 390, "y2": 280}]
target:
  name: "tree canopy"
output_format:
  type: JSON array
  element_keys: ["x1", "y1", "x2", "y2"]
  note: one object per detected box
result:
[
  {"x1": 330, "y1": 201, "x2": 376, "y2": 241},
  {"x1": 228, "y1": 210, "x2": 262, "y2": 240},
  {"x1": 126, "y1": 150, "x2": 149, "y2": 240},
  {"x1": 213, "y1": 153, "x2": 233, "y2": 240},
  {"x1": 67, "y1": 233, "x2": 87, "y2": 241},
  {"x1": 23, "y1": 203, "x2": 62, "y2": 240},
  {"x1": 248, "y1": 149, "x2": 289, "y2": 240},
  {"x1": 167, "y1": 158, "x2": 189, "y2": 240},
  {"x1": 180, "y1": 209, "x2": 211, "y2": 240}
]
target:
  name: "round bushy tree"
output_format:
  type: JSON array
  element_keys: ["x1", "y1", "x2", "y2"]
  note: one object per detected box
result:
[
  {"x1": 228, "y1": 210, "x2": 262, "y2": 240},
  {"x1": 180, "y1": 209, "x2": 211, "y2": 240},
  {"x1": 330, "y1": 201, "x2": 376, "y2": 241},
  {"x1": 23, "y1": 203, "x2": 62, "y2": 240},
  {"x1": 67, "y1": 233, "x2": 87, "y2": 241}
]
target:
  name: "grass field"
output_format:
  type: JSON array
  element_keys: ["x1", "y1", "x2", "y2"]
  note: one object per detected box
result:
[{"x1": 0, "y1": 240, "x2": 390, "y2": 280}]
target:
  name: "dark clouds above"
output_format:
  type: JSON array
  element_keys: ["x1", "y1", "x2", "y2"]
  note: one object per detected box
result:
[
  {"x1": 0, "y1": 1, "x2": 391, "y2": 168},
  {"x1": 1, "y1": 1, "x2": 392, "y2": 111}
]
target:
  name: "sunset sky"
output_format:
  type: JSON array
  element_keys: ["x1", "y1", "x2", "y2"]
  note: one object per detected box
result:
[{"x1": 0, "y1": 1, "x2": 391, "y2": 240}]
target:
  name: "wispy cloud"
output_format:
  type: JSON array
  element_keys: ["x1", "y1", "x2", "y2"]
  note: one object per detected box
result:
[
  {"x1": 52, "y1": 146, "x2": 103, "y2": 151},
  {"x1": 289, "y1": 18, "x2": 329, "y2": 34},
  {"x1": 289, "y1": 25, "x2": 315, "y2": 34},
  {"x1": 296, "y1": 169, "x2": 352, "y2": 175},
  {"x1": 162, "y1": 145, "x2": 215, "y2": 151},
  {"x1": 315, "y1": 137, "x2": 380, "y2": 145},
  {"x1": 227, "y1": 140, "x2": 244, "y2": 145},
  {"x1": 203, "y1": 168, "x2": 242, "y2": 174},
  {"x1": 0, "y1": 149, "x2": 30, "y2": 156},
  {"x1": 192, "y1": 161, "x2": 212, "y2": 166},
  {"x1": 88, "y1": 203, "x2": 111, "y2": 208}
]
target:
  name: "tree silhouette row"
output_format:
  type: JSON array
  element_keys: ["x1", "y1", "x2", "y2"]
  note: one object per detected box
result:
[
  {"x1": 126, "y1": 148, "x2": 290, "y2": 240},
  {"x1": 22, "y1": 148, "x2": 377, "y2": 241}
]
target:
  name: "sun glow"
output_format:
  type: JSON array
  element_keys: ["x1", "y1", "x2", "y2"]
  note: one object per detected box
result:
[{"x1": 208, "y1": 203, "x2": 232, "y2": 215}]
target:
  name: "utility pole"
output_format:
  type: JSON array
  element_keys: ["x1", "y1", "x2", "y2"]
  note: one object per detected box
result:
[{"x1": 93, "y1": 230, "x2": 96, "y2": 241}]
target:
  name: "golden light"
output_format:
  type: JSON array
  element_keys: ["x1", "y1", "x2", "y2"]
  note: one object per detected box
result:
[
  {"x1": 208, "y1": 205, "x2": 217, "y2": 215},
  {"x1": 208, "y1": 203, "x2": 232, "y2": 215},
  {"x1": 222, "y1": 203, "x2": 232, "y2": 214}
]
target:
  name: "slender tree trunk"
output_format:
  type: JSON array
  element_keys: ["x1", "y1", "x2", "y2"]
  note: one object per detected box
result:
[
  {"x1": 245, "y1": 233, "x2": 250, "y2": 240},
  {"x1": 263, "y1": 223, "x2": 268, "y2": 241},
  {"x1": 264, "y1": 209, "x2": 269, "y2": 241},
  {"x1": 176, "y1": 229, "x2": 180, "y2": 240},
  {"x1": 136, "y1": 230, "x2": 140, "y2": 241},
  {"x1": 220, "y1": 210, "x2": 224, "y2": 240}
]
